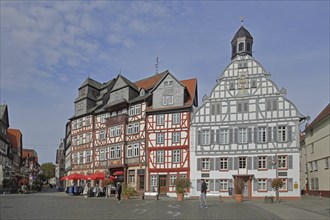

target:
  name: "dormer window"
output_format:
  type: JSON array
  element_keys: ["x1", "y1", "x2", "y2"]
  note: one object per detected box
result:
[
  {"x1": 246, "y1": 42, "x2": 251, "y2": 52},
  {"x1": 163, "y1": 95, "x2": 173, "y2": 106},
  {"x1": 140, "y1": 89, "x2": 145, "y2": 97}
]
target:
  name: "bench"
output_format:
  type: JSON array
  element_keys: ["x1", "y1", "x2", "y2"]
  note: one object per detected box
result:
[{"x1": 142, "y1": 192, "x2": 159, "y2": 200}]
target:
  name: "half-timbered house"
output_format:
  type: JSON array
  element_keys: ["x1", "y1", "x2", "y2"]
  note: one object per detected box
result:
[
  {"x1": 190, "y1": 25, "x2": 305, "y2": 200},
  {"x1": 143, "y1": 71, "x2": 198, "y2": 196}
]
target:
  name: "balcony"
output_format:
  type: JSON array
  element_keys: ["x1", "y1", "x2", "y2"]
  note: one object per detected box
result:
[{"x1": 106, "y1": 114, "x2": 128, "y2": 126}]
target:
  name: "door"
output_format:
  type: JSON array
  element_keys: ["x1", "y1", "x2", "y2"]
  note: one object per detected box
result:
[
  {"x1": 138, "y1": 175, "x2": 144, "y2": 192},
  {"x1": 159, "y1": 175, "x2": 167, "y2": 195}
]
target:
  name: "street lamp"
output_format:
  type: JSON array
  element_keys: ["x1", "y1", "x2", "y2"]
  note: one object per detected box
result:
[{"x1": 272, "y1": 154, "x2": 280, "y2": 203}]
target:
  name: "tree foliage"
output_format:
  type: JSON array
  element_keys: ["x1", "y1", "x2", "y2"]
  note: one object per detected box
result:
[{"x1": 41, "y1": 162, "x2": 55, "y2": 180}]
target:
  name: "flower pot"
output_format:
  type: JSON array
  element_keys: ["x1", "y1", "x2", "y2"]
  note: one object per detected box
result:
[
  {"x1": 177, "y1": 193, "x2": 184, "y2": 201},
  {"x1": 235, "y1": 194, "x2": 243, "y2": 202}
]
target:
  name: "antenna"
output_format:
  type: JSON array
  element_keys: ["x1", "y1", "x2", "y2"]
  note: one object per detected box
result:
[
  {"x1": 155, "y1": 57, "x2": 160, "y2": 74},
  {"x1": 240, "y1": 16, "x2": 244, "y2": 26}
]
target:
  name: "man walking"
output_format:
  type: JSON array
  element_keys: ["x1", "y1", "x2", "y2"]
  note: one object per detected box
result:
[
  {"x1": 116, "y1": 182, "x2": 122, "y2": 203},
  {"x1": 200, "y1": 179, "x2": 207, "y2": 208}
]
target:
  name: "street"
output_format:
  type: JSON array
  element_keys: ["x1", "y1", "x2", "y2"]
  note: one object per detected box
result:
[{"x1": 1, "y1": 191, "x2": 329, "y2": 220}]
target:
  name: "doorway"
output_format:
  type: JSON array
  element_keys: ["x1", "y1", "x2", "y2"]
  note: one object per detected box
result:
[{"x1": 159, "y1": 175, "x2": 167, "y2": 195}]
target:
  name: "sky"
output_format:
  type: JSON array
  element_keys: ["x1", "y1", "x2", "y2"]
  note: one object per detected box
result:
[{"x1": 1, "y1": 1, "x2": 329, "y2": 164}]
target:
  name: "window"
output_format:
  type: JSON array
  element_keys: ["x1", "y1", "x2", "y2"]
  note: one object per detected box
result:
[
  {"x1": 173, "y1": 132, "x2": 180, "y2": 143},
  {"x1": 156, "y1": 151, "x2": 164, "y2": 163},
  {"x1": 239, "y1": 157, "x2": 246, "y2": 169},
  {"x1": 73, "y1": 153, "x2": 77, "y2": 164},
  {"x1": 229, "y1": 82, "x2": 235, "y2": 90},
  {"x1": 220, "y1": 129, "x2": 229, "y2": 144},
  {"x1": 128, "y1": 171, "x2": 135, "y2": 184},
  {"x1": 100, "y1": 130, "x2": 106, "y2": 140},
  {"x1": 170, "y1": 175, "x2": 177, "y2": 186},
  {"x1": 156, "y1": 115, "x2": 165, "y2": 126},
  {"x1": 163, "y1": 96, "x2": 174, "y2": 105},
  {"x1": 309, "y1": 162, "x2": 314, "y2": 172},
  {"x1": 258, "y1": 127, "x2": 267, "y2": 143},
  {"x1": 279, "y1": 179, "x2": 287, "y2": 191},
  {"x1": 72, "y1": 121, "x2": 77, "y2": 130},
  {"x1": 110, "y1": 147, "x2": 115, "y2": 159},
  {"x1": 278, "y1": 126, "x2": 287, "y2": 142},
  {"x1": 220, "y1": 179, "x2": 228, "y2": 191},
  {"x1": 127, "y1": 124, "x2": 133, "y2": 135},
  {"x1": 78, "y1": 119, "x2": 83, "y2": 128},
  {"x1": 172, "y1": 113, "x2": 180, "y2": 125},
  {"x1": 127, "y1": 146, "x2": 133, "y2": 158},
  {"x1": 110, "y1": 127, "x2": 115, "y2": 137},
  {"x1": 129, "y1": 104, "x2": 141, "y2": 116},
  {"x1": 133, "y1": 143, "x2": 139, "y2": 157},
  {"x1": 258, "y1": 156, "x2": 267, "y2": 169},
  {"x1": 266, "y1": 98, "x2": 278, "y2": 111},
  {"x1": 278, "y1": 155, "x2": 287, "y2": 169},
  {"x1": 116, "y1": 126, "x2": 121, "y2": 136},
  {"x1": 251, "y1": 79, "x2": 257, "y2": 88},
  {"x1": 238, "y1": 128, "x2": 247, "y2": 143},
  {"x1": 202, "y1": 158, "x2": 210, "y2": 170},
  {"x1": 100, "y1": 149, "x2": 106, "y2": 161},
  {"x1": 135, "y1": 104, "x2": 141, "y2": 115},
  {"x1": 101, "y1": 114, "x2": 107, "y2": 123},
  {"x1": 86, "y1": 151, "x2": 91, "y2": 162},
  {"x1": 325, "y1": 158, "x2": 329, "y2": 169},
  {"x1": 172, "y1": 150, "x2": 180, "y2": 163},
  {"x1": 150, "y1": 176, "x2": 157, "y2": 187},
  {"x1": 237, "y1": 101, "x2": 249, "y2": 113},
  {"x1": 129, "y1": 106, "x2": 135, "y2": 116},
  {"x1": 238, "y1": 42, "x2": 244, "y2": 51},
  {"x1": 133, "y1": 123, "x2": 139, "y2": 134},
  {"x1": 116, "y1": 146, "x2": 121, "y2": 158},
  {"x1": 86, "y1": 132, "x2": 91, "y2": 143},
  {"x1": 156, "y1": 133, "x2": 165, "y2": 144},
  {"x1": 258, "y1": 179, "x2": 267, "y2": 191},
  {"x1": 314, "y1": 161, "x2": 318, "y2": 171},
  {"x1": 220, "y1": 158, "x2": 228, "y2": 170},
  {"x1": 79, "y1": 152, "x2": 83, "y2": 164},
  {"x1": 202, "y1": 130, "x2": 210, "y2": 145}
]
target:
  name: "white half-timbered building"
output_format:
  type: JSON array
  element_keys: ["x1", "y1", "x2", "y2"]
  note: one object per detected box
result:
[{"x1": 190, "y1": 25, "x2": 305, "y2": 200}]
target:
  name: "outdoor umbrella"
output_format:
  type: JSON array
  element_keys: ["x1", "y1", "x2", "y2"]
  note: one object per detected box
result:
[
  {"x1": 85, "y1": 172, "x2": 105, "y2": 180},
  {"x1": 61, "y1": 173, "x2": 86, "y2": 181}
]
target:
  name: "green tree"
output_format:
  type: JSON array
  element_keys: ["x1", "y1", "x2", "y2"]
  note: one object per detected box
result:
[{"x1": 41, "y1": 162, "x2": 55, "y2": 180}]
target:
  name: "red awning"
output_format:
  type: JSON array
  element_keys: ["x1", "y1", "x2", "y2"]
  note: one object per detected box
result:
[{"x1": 113, "y1": 171, "x2": 123, "y2": 175}]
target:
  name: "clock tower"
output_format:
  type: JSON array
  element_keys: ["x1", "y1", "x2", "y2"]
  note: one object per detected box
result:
[{"x1": 231, "y1": 25, "x2": 253, "y2": 60}]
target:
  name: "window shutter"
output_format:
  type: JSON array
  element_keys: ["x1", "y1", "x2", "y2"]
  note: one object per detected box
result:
[
  {"x1": 234, "y1": 128, "x2": 238, "y2": 143},
  {"x1": 197, "y1": 179, "x2": 201, "y2": 191},
  {"x1": 288, "y1": 155, "x2": 293, "y2": 169},
  {"x1": 273, "y1": 126, "x2": 278, "y2": 142},
  {"x1": 268, "y1": 156, "x2": 273, "y2": 169},
  {"x1": 216, "y1": 104, "x2": 221, "y2": 114},
  {"x1": 248, "y1": 127, "x2": 252, "y2": 143},
  {"x1": 197, "y1": 130, "x2": 201, "y2": 145},
  {"x1": 229, "y1": 128, "x2": 233, "y2": 144},
  {"x1": 266, "y1": 99, "x2": 271, "y2": 111},
  {"x1": 209, "y1": 179, "x2": 214, "y2": 191},
  {"x1": 267, "y1": 127, "x2": 272, "y2": 142},
  {"x1": 211, "y1": 130, "x2": 215, "y2": 144},
  {"x1": 237, "y1": 103, "x2": 242, "y2": 113},
  {"x1": 228, "y1": 157, "x2": 233, "y2": 170},
  {"x1": 247, "y1": 157, "x2": 252, "y2": 170},
  {"x1": 210, "y1": 158, "x2": 215, "y2": 170},
  {"x1": 253, "y1": 179, "x2": 258, "y2": 191},
  {"x1": 254, "y1": 127, "x2": 258, "y2": 143},
  {"x1": 234, "y1": 157, "x2": 238, "y2": 170},
  {"x1": 215, "y1": 158, "x2": 220, "y2": 170},
  {"x1": 244, "y1": 102, "x2": 248, "y2": 112},
  {"x1": 216, "y1": 129, "x2": 220, "y2": 144},
  {"x1": 288, "y1": 126, "x2": 292, "y2": 142},
  {"x1": 197, "y1": 158, "x2": 201, "y2": 171},
  {"x1": 288, "y1": 178, "x2": 293, "y2": 191},
  {"x1": 215, "y1": 179, "x2": 220, "y2": 191},
  {"x1": 268, "y1": 179, "x2": 273, "y2": 191},
  {"x1": 253, "y1": 156, "x2": 258, "y2": 170},
  {"x1": 211, "y1": 104, "x2": 215, "y2": 115}
]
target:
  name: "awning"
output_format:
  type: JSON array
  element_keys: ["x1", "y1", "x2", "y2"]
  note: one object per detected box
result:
[{"x1": 113, "y1": 171, "x2": 123, "y2": 176}]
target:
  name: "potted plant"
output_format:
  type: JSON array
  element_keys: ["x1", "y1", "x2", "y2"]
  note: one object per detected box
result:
[
  {"x1": 234, "y1": 178, "x2": 245, "y2": 202},
  {"x1": 174, "y1": 178, "x2": 191, "y2": 201},
  {"x1": 271, "y1": 178, "x2": 283, "y2": 203},
  {"x1": 122, "y1": 184, "x2": 137, "y2": 199}
]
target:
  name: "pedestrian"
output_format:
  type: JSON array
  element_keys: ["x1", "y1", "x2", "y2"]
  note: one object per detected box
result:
[
  {"x1": 93, "y1": 184, "x2": 100, "y2": 197},
  {"x1": 116, "y1": 182, "x2": 122, "y2": 203},
  {"x1": 83, "y1": 183, "x2": 89, "y2": 198},
  {"x1": 200, "y1": 179, "x2": 207, "y2": 208}
]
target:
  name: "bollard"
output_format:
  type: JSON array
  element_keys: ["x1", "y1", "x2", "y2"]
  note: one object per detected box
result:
[{"x1": 319, "y1": 192, "x2": 322, "y2": 199}]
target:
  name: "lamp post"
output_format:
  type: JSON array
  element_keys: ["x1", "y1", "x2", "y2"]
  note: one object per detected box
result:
[{"x1": 272, "y1": 154, "x2": 279, "y2": 203}]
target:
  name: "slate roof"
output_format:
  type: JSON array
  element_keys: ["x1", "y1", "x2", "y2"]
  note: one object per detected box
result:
[
  {"x1": 0, "y1": 104, "x2": 9, "y2": 127},
  {"x1": 79, "y1": 77, "x2": 103, "y2": 89},
  {"x1": 231, "y1": 26, "x2": 253, "y2": 42}
]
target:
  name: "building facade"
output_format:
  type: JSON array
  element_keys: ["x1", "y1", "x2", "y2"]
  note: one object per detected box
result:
[
  {"x1": 300, "y1": 104, "x2": 330, "y2": 197},
  {"x1": 190, "y1": 25, "x2": 305, "y2": 200},
  {"x1": 67, "y1": 71, "x2": 197, "y2": 194},
  {"x1": 0, "y1": 105, "x2": 11, "y2": 189},
  {"x1": 55, "y1": 139, "x2": 65, "y2": 188}
]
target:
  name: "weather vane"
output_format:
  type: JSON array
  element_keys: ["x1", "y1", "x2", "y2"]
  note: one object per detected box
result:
[
  {"x1": 240, "y1": 16, "x2": 244, "y2": 26},
  {"x1": 155, "y1": 57, "x2": 160, "y2": 74}
]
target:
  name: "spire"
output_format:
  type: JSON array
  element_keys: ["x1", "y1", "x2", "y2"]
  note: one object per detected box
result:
[{"x1": 231, "y1": 18, "x2": 253, "y2": 60}]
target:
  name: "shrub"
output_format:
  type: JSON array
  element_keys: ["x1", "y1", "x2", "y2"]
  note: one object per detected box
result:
[
  {"x1": 122, "y1": 184, "x2": 137, "y2": 197},
  {"x1": 174, "y1": 178, "x2": 191, "y2": 194},
  {"x1": 102, "y1": 179, "x2": 113, "y2": 187}
]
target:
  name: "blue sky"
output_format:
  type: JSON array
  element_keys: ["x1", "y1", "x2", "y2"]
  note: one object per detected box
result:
[{"x1": 1, "y1": 1, "x2": 329, "y2": 164}]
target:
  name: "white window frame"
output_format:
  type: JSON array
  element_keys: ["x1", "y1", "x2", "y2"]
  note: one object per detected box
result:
[
  {"x1": 201, "y1": 130, "x2": 210, "y2": 145},
  {"x1": 258, "y1": 179, "x2": 267, "y2": 191},
  {"x1": 110, "y1": 127, "x2": 116, "y2": 137},
  {"x1": 115, "y1": 126, "x2": 121, "y2": 136},
  {"x1": 79, "y1": 152, "x2": 84, "y2": 164},
  {"x1": 100, "y1": 130, "x2": 106, "y2": 140},
  {"x1": 116, "y1": 146, "x2": 121, "y2": 158},
  {"x1": 156, "y1": 115, "x2": 165, "y2": 126},
  {"x1": 172, "y1": 113, "x2": 180, "y2": 125},
  {"x1": 156, "y1": 150, "x2": 164, "y2": 163},
  {"x1": 100, "y1": 148, "x2": 106, "y2": 161},
  {"x1": 172, "y1": 150, "x2": 180, "y2": 163},
  {"x1": 238, "y1": 128, "x2": 247, "y2": 143},
  {"x1": 202, "y1": 158, "x2": 210, "y2": 170},
  {"x1": 110, "y1": 147, "x2": 115, "y2": 159},
  {"x1": 278, "y1": 126, "x2": 287, "y2": 142},
  {"x1": 219, "y1": 179, "x2": 228, "y2": 191},
  {"x1": 258, "y1": 127, "x2": 267, "y2": 143},
  {"x1": 258, "y1": 156, "x2": 267, "y2": 169},
  {"x1": 127, "y1": 146, "x2": 133, "y2": 158},
  {"x1": 156, "y1": 133, "x2": 165, "y2": 144},
  {"x1": 278, "y1": 155, "x2": 287, "y2": 169},
  {"x1": 279, "y1": 178, "x2": 288, "y2": 191},
  {"x1": 133, "y1": 143, "x2": 139, "y2": 157},
  {"x1": 220, "y1": 157, "x2": 228, "y2": 170},
  {"x1": 170, "y1": 175, "x2": 177, "y2": 186},
  {"x1": 86, "y1": 151, "x2": 91, "y2": 163},
  {"x1": 239, "y1": 157, "x2": 247, "y2": 169},
  {"x1": 172, "y1": 132, "x2": 180, "y2": 143},
  {"x1": 162, "y1": 95, "x2": 174, "y2": 106},
  {"x1": 220, "y1": 129, "x2": 229, "y2": 144},
  {"x1": 150, "y1": 176, "x2": 157, "y2": 187}
]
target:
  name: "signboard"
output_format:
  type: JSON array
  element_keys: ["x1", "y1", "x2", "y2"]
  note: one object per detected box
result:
[
  {"x1": 137, "y1": 169, "x2": 145, "y2": 175},
  {"x1": 294, "y1": 182, "x2": 299, "y2": 190},
  {"x1": 278, "y1": 172, "x2": 287, "y2": 176}
]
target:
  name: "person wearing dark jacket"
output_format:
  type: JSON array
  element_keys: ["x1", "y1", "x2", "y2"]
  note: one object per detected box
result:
[
  {"x1": 116, "y1": 182, "x2": 122, "y2": 203},
  {"x1": 200, "y1": 179, "x2": 207, "y2": 208}
]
